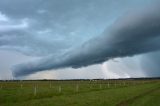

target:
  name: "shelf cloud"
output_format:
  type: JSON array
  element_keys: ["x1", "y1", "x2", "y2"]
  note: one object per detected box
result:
[{"x1": 12, "y1": 5, "x2": 160, "y2": 77}]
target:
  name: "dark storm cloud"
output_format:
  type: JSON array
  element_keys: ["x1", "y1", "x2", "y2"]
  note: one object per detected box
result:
[
  {"x1": 13, "y1": 5, "x2": 160, "y2": 77},
  {"x1": 0, "y1": 0, "x2": 116, "y2": 56}
]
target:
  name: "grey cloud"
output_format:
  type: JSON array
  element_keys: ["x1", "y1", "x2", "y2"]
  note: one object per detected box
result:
[
  {"x1": 1, "y1": 0, "x2": 150, "y2": 57},
  {"x1": 13, "y1": 5, "x2": 160, "y2": 77},
  {"x1": 0, "y1": 0, "x2": 104, "y2": 56},
  {"x1": 0, "y1": 15, "x2": 71, "y2": 56}
]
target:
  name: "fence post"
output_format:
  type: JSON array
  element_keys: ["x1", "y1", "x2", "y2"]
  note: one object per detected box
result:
[
  {"x1": 34, "y1": 85, "x2": 37, "y2": 96},
  {"x1": 21, "y1": 84, "x2": 23, "y2": 89},
  {"x1": 59, "y1": 86, "x2": 61, "y2": 93},
  {"x1": 76, "y1": 84, "x2": 79, "y2": 92},
  {"x1": 100, "y1": 84, "x2": 102, "y2": 89}
]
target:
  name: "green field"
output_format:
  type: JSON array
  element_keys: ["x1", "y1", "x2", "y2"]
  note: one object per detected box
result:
[{"x1": 0, "y1": 79, "x2": 159, "y2": 106}]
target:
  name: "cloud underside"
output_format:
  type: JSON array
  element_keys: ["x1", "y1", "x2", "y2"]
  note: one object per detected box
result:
[{"x1": 13, "y1": 6, "x2": 160, "y2": 77}]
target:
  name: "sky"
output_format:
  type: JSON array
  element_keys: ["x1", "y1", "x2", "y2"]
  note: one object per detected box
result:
[{"x1": 0, "y1": 0, "x2": 160, "y2": 80}]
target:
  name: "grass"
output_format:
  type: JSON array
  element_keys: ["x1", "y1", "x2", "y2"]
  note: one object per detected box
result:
[{"x1": 0, "y1": 79, "x2": 159, "y2": 106}]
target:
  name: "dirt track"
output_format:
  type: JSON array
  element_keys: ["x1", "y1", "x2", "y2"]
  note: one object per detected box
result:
[{"x1": 116, "y1": 86, "x2": 160, "y2": 106}]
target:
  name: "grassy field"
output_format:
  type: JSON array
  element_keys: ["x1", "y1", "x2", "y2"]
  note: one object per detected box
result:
[{"x1": 0, "y1": 79, "x2": 159, "y2": 106}]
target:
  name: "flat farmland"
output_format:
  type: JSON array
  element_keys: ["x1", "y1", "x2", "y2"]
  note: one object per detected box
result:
[{"x1": 0, "y1": 79, "x2": 159, "y2": 106}]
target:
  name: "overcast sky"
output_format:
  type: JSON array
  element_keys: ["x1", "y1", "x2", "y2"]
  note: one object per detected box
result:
[{"x1": 0, "y1": 0, "x2": 160, "y2": 80}]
